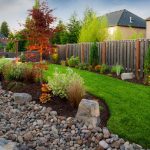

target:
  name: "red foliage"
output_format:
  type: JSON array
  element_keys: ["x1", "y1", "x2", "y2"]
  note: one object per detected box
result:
[{"x1": 24, "y1": 1, "x2": 57, "y2": 62}]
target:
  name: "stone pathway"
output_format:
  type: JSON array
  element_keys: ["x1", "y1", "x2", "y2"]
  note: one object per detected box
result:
[{"x1": 0, "y1": 89, "x2": 144, "y2": 150}]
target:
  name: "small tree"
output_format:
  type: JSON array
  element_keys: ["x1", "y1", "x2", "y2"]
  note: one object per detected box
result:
[
  {"x1": 52, "y1": 20, "x2": 69, "y2": 44},
  {"x1": 79, "y1": 8, "x2": 108, "y2": 42},
  {"x1": 24, "y1": 0, "x2": 56, "y2": 62},
  {"x1": 67, "y1": 13, "x2": 81, "y2": 43},
  {"x1": 0, "y1": 21, "x2": 10, "y2": 37},
  {"x1": 90, "y1": 42, "x2": 99, "y2": 67}
]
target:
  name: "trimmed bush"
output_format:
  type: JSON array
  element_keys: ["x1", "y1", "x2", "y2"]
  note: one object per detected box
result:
[
  {"x1": 90, "y1": 42, "x2": 99, "y2": 67},
  {"x1": 68, "y1": 56, "x2": 80, "y2": 67}
]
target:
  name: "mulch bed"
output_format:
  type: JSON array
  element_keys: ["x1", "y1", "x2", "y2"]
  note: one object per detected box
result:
[{"x1": 1, "y1": 80, "x2": 110, "y2": 127}]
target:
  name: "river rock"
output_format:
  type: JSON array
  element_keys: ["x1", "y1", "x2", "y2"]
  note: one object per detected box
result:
[
  {"x1": 13, "y1": 93, "x2": 32, "y2": 105},
  {"x1": 76, "y1": 99, "x2": 100, "y2": 128},
  {"x1": 121, "y1": 73, "x2": 135, "y2": 80}
]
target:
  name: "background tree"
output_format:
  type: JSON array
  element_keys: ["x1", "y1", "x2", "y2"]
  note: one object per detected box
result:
[
  {"x1": 52, "y1": 20, "x2": 69, "y2": 44},
  {"x1": 67, "y1": 13, "x2": 81, "y2": 43},
  {"x1": 109, "y1": 27, "x2": 123, "y2": 40},
  {"x1": 24, "y1": 0, "x2": 57, "y2": 62},
  {"x1": 79, "y1": 8, "x2": 108, "y2": 42},
  {"x1": 0, "y1": 21, "x2": 10, "y2": 37}
]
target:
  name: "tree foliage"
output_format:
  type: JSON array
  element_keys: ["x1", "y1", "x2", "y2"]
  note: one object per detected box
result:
[
  {"x1": 0, "y1": 21, "x2": 9, "y2": 37},
  {"x1": 90, "y1": 42, "x2": 99, "y2": 66},
  {"x1": 24, "y1": 0, "x2": 56, "y2": 61},
  {"x1": 79, "y1": 8, "x2": 108, "y2": 42},
  {"x1": 67, "y1": 13, "x2": 81, "y2": 43},
  {"x1": 52, "y1": 20, "x2": 69, "y2": 44}
]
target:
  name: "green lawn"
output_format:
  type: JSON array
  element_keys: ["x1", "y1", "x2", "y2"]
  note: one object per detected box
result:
[{"x1": 44, "y1": 64, "x2": 150, "y2": 148}]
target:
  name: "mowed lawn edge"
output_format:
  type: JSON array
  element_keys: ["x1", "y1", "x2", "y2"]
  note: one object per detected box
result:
[{"x1": 44, "y1": 64, "x2": 150, "y2": 148}]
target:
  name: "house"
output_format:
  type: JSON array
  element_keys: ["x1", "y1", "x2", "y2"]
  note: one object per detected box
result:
[
  {"x1": 105, "y1": 9, "x2": 146, "y2": 39},
  {"x1": 146, "y1": 17, "x2": 150, "y2": 39}
]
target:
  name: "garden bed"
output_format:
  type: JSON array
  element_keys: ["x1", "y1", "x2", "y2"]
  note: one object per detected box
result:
[{"x1": 1, "y1": 80, "x2": 110, "y2": 127}]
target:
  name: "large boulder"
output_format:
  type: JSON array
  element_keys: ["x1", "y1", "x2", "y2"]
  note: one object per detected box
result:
[
  {"x1": 121, "y1": 73, "x2": 135, "y2": 80},
  {"x1": 0, "y1": 138, "x2": 18, "y2": 150},
  {"x1": 13, "y1": 93, "x2": 32, "y2": 105},
  {"x1": 76, "y1": 99, "x2": 100, "y2": 128}
]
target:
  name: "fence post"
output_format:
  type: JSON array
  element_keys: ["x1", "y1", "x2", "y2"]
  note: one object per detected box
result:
[
  {"x1": 66, "y1": 44, "x2": 68, "y2": 60},
  {"x1": 102, "y1": 42, "x2": 106, "y2": 64},
  {"x1": 136, "y1": 40, "x2": 140, "y2": 80},
  {"x1": 81, "y1": 43, "x2": 84, "y2": 63}
]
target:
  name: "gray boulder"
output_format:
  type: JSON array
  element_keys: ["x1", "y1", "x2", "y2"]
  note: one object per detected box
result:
[
  {"x1": 76, "y1": 99, "x2": 100, "y2": 128},
  {"x1": 13, "y1": 93, "x2": 32, "y2": 105},
  {"x1": 121, "y1": 73, "x2": 135, "y2": 80}
]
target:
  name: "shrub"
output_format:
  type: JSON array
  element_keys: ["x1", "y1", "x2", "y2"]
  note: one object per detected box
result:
[
  {"x1": 60, "y1": 60, "x2": 66, "y2": 66},
  {"x1": 19, "y1": 54, "x2": 26, "y2": 62},
  {"x1": 95, "y1": 65, "x2": 101, "y2": 72},
  {"x1": 100, "y1": 64, "x2": 110, "y2": 74},
  {"x1": 67, "y1": 76, "x2": 85, "y2": 107},
  {"x1": 48, "y1": 68, "x2": 70, "y2": 98},
  {"x1": 90, "y1": 42, "x2": 99, "y2": 67},
  {"x1": 51, "y1": 53, "x2": 58, "y2": 64},
  {"x1": 0, "y1": 58, "x2": 12, "y2": 74},
  {"x1": 111, "y1": 64, "x2": 124, "y2": 76},
  {"x1": 77, "y1": 63, "x2": 89, "y2": 70},
  {"x1": 48, "y1": 68, "x2": 85, "y2": 107},
  {"x1": 144, "y1": 47, "x2": 150, "y2": 84},
  {"x1": 3, "y1": 62, "x2": 25, "y2": 81},
  {"x1": 68, "y1": 56, "x2": 80, "y2": 67}
]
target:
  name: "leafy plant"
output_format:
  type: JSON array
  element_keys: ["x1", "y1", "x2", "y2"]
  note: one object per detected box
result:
[
  {"x1": 100, "y1": 64, "x2": 110, "y2": 74},
  {"x1": 144, "y1": 47, "x2": 150, "y2": 85},
  {"x1": 51, "y1": 53, "x2": 58, "y2": 64},
  {"x1": 60, "y1": 60, "x2": 66, "y2": 66},
  {"x1": 90, "y1": 42, "x2": 99, "y2": 67},
  {"x1": 48, "y1": 68, "x2": 71, "y2": 98},
  {"x1": 48, "y1": 68, "x2": 85, "y2": 106},
  {"x1": 111, "y1": 64, "x2": 124, "y2": 76},
  {"x1": 40, "y1": 84, "x2": 52, "y2": 103},
  {"x1": 68, "y1": 56, "x2": 80, "y2": 67},
  {"x1": 77, "y1": 63, "x2": 89, "y2": 70},
  {"x1": 95, "y1": 65, "x2": 101, "y2": 72},
  {"x1": 0, "y1": 58, "x2": 12, "y2": 74}
]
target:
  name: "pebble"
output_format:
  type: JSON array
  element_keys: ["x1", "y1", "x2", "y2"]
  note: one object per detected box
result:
[{"x1": 0, "y1": 88, "x2": 144, "y2": 150}]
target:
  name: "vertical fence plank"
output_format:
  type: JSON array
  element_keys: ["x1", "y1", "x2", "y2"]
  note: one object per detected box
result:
[
  {"x1": 102, "y1": 42, "x2": 106, "y2": 64},
  {"x1": 136, "y1": 40, "x2": 140, "y2": 79}
]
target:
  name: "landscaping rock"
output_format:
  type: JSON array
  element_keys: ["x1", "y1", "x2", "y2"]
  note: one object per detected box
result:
[
  {"x1": 121, "y1": 72, "x2": 135, "y2": 80},
  {"x1": 76, "y1": 99, "x2": 100, "y2": 128},
  {"x1": 13, "y1": 93, "x2": 32, "y2": 105},
  {"x1": 0, "y1": 89, "x2": 144, "y2": 150}
]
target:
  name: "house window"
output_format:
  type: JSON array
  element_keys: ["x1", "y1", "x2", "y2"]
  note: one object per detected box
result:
[{"x1": 130, "y1": 17, "x2": 133, "y2": 23}]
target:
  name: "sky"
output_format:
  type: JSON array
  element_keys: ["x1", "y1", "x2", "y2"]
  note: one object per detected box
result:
[{"x1": 0, "y1": 0, "x2": 150, "y2": 32}]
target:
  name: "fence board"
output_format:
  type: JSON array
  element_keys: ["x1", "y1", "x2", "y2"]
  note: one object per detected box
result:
[{"x1": 57, "y1": 39, "x2": 150, "y2": 78}]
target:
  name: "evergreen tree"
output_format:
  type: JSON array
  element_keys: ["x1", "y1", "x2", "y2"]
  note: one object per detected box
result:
[
  {"x1": 67, "y1": 13, "x2": 81, "y2": 43},
  {"x1": 0, "y1": 21, "x2": 10, "y2": 37}
]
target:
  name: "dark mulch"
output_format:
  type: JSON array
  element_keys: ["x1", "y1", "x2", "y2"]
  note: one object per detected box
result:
[{"x1": 1, "y1": 80, "x2": 110, "y2": 127}]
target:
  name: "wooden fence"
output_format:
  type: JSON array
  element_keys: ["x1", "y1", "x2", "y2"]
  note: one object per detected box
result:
[{"x1": 57, "y1": 39, "x2": 150, "y2": 79}]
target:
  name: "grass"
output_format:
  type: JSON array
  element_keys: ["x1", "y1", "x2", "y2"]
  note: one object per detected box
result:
[{"x1": 44, "y1": 64, "x2": 150, "y2": 148}]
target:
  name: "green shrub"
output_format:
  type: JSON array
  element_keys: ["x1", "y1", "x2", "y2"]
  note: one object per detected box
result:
[
  {"x1": 111, "y1": 64, "x2": 124, "y2": 76},
  {"x1": 19, "y1": 54, "x2": 26, "y2": 62},
  {"x1": 90, "y1": 42, "x2": 99, "y2": 67},
  {"x1": 144, "y1": 47, "x2": 150, "y2": 85},
  {"x1": 0, "y1": 58, "x2": 12, "y2": 74},
  {"x1": 3, "y1": 62, "x2": 25, "y2": 81},
  {"x1": 77, "y1": 63, "x2": 89, "y2": 70},
  {"x1": 100, "y1": 64, "x2": 110, "y2": 74},
  {"x1": 144, "y1": 47, "x2": 150, "y2": 75},
  {"x1": 68, "y1": 56, "x2": 80, "y2": 67},
  {"x1": 48, "y1": 68, "x2": 85, "y2": 102}
]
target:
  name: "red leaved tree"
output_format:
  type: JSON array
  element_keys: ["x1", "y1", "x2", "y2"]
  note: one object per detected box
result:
[{"x1": 24, "y1": 0, "x2": 56, "y2": 62}]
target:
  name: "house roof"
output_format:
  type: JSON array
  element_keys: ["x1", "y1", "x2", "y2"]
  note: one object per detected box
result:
[
  {"x1": 0, "y1": 33, "x2": 6, "y2": 38},
  {"x1": 146, "y1": 17, "x2": 150, "y2": 21},
  {"x1": 105, "y1": 9, "x2": 146, "y2": 28}
]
